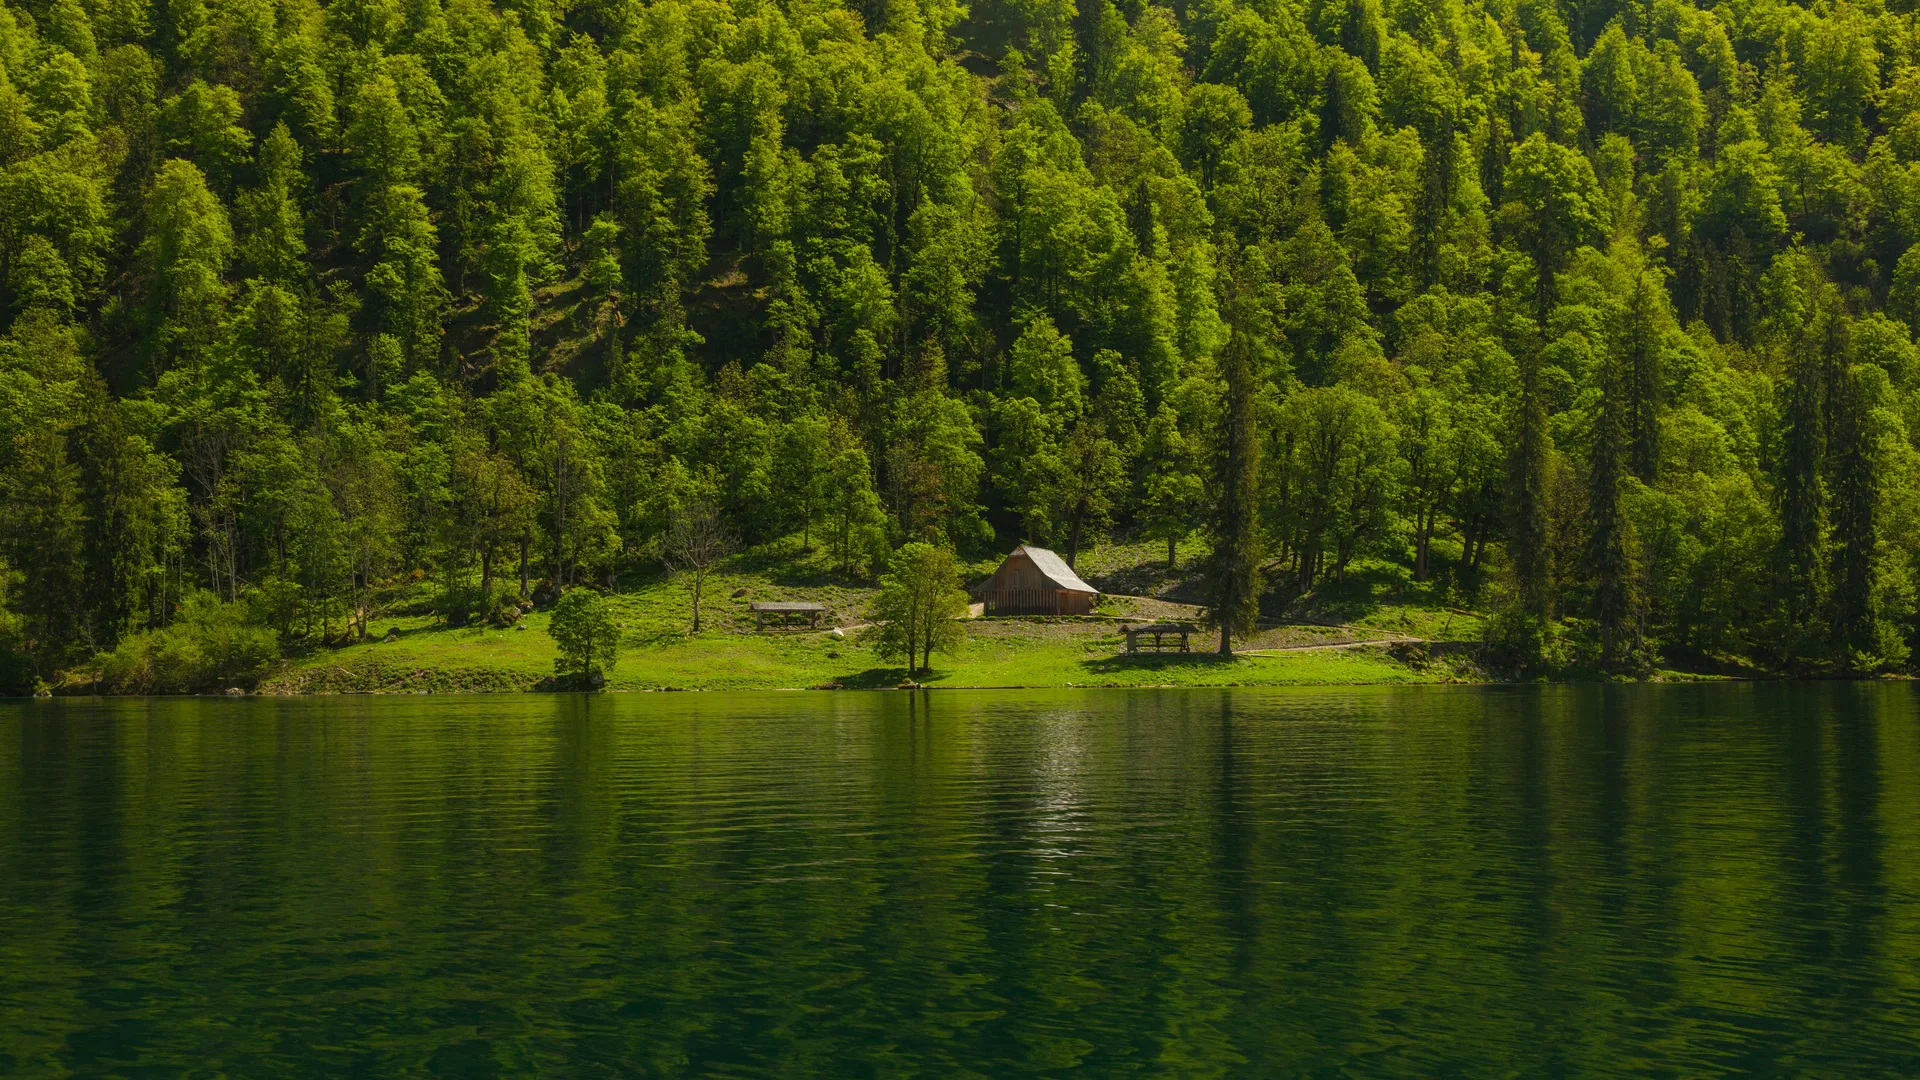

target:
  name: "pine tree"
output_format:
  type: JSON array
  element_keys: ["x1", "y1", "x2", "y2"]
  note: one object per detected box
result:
[
  {"x1": 1827, "y1": 363, "x2": 1899, "y2": 669},
  {"x1": 71, "y1": 373, "x2": 174, "y2": 651},
  {"x1": 1624, "y1": 269, "x2": 1665, "y2": 483},
  {"x1": 1587, "y1": 341, "x2": 1646, "y2": 672},
  {"x1": 1504, "y1": 344, "x2": 1556, "y2": 667},
  {"x1": 1206, "y1": 288, "x2": 1263, "y2": 657},
  {"x1": 3, "y1": 429, "x2": 87, "y2": 676},
  {"x1": 1777, "y1": 302, "x2": 1830, "y2": 648},
  {"x1": 236, "y1": 123, "x2": 308, "y2": 284}
]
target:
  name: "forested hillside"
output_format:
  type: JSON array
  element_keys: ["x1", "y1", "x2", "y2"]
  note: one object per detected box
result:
[{"x1": 1, "y1": 0, "x2": 1916, "y2": 687}]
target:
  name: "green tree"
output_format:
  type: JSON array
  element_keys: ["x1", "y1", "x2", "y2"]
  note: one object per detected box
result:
[
  {"x1": 1206, "y1": 286, "x2": 1264, "y2": 656},
  {"x1": 548, "y1": 587, "x2": 619, "y2": 685},
  {"x1": 1052, "y1": 418, "x2": 1123, "y2": 568},
  {"x1": 1771, "y1": 257, "x2": 1831, "y2": 652},
  {"x1": 1393, "y1": 387, "x2": 1448, "y2": 582},
  {"x1": 1586, "y1": 331, "x2": 1647, "y2": 674},
  {"x1": 1801, "y1": 7, "x2": 1880, "y2": 150},
  {"x1": 1178, "y1": 82, "x2": 1251, "y2": 189},
  {"x1": 1139, "y1": 406, "x2": 1203, "y2": 568},
  {"x1": 1826, "y1": 364, "x2": 1904, "y2": 670},
  {"x1": 1502, "y1": 345, "x2": 1557, "y2": 670},
  {"x1": 775, "y1": 414, "x2": 832, "y2": 551},
  {"x1": 826, "y1": 444, "x2": 890, "y2": 577},
  {"x1": 1270, "y1": 384, "x2": 1399, "y2": 588},
  {"x1": 358, "y1": 183, "x2": 447, "y2": 368},
  {"x1": 140, "y1": 158, "x2": 232, "y2": 363},
  {"x1": 870, "y1": 541, "x2": 969, "y2": 676},
  {"x1": 1006, "y1": 316, "x2": 1085, "y2": 418},
  {"x1": 158, "y1": 80, "x2": 251, "y2": 191},
  {"x1": 236, "y1": 123, "x2": 307, "y2": 284},
  {"x1": 1500, "y1": 133, "x2": 1608, "y2": 318},
  {"x1": 2, "y1": 428, "x2": 85, "y2": 677}
]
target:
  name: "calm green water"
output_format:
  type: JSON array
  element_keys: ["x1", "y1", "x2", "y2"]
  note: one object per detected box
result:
[{"x1": 2, "y1": 686, "x2": 1918, "y2": 1077}]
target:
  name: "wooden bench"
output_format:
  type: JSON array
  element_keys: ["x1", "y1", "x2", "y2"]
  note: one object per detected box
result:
[
  {"x1": 1122, "y1": 622, "x2": 1196, "y2": 654},
  {"x1": 750, "y1": 601, "x2": 826, "y2": 630}
]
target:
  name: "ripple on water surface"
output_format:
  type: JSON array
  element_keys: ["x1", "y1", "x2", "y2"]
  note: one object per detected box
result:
[{"x1": 2, "y1": 684, "x2": 1918, "y2": 1077}]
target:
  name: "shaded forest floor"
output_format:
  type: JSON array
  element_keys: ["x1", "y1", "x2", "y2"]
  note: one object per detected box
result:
[{"x1": 258, "y1": 540, "x2": 1492, "y2": 694}]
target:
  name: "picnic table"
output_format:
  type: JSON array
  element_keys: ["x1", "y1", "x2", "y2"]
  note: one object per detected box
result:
[
  {"x1": 750, "y1": 601, "x2": 826, "y2": 630},
  {"x1": 1122, "y1": 622, "x2": 1196, "y2": 654}
]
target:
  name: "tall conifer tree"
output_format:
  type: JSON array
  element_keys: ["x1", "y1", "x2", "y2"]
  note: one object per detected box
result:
[
  {"x1": 1207, "y1": 282, "x2": 1263, "y2": 657},
  {"x1": 1588, "y1": 339, "x2": 1645, "y2": 671}
]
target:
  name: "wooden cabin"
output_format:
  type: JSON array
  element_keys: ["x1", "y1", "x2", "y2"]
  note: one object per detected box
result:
[{"x1": 979, "y1": 545, "x2": 1100, "y2": 615}]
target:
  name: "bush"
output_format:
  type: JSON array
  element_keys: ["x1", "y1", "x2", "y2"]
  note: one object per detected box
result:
[
  {"x1": 486, "y1": 586, "x2": 525, "y2": 628},
  {"x1": 98, "y1": 591, "x2": 281, "y2": 694},
  {"x1": 548, "y1": 588, "x2": 619, "y2": 686},
  {"x1": 1481, "y1": 604, "x2": 1565, "y2": 678},
  {"x1": 0, "y1": 607, "x2": 34, "y2": 696}
]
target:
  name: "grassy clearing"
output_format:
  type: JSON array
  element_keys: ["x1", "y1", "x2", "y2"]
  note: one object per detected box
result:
[
  {"x1": 264, "y1": 617, "x2": 1440, "y2": 693},
  {"x1": 261, "y1": 540, "x2": 1485, "y2": 694}
]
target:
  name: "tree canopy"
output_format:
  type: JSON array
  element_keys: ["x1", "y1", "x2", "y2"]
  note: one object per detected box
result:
[{"x1": 2, "y1": 0, "x2": 1919, "y2": 683}]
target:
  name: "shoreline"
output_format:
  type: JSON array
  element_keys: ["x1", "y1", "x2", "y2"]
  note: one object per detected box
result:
[
  {"x1": 46, "y1": 665, "x2": 1805, "y2": 699},
  {"x1": 39, "y1": 676, "x2": 1898, "y2": 700},
  {"x1": 60, "y1": 561, "x2": 1877, "y2": 697}
]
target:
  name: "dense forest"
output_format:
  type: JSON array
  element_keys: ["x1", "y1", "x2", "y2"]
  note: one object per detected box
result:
[{"x1": 1, "y1": 0, "x2": 1917, "y2": 687}]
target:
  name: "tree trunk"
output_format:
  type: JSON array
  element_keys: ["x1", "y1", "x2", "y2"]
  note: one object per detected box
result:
[
  {"x1": 691, "y1": 569, "x2": 704, "y2": 633},
  {"x1": 518, "y1": 531, "x2": 531, "y2": 598},
  {"x1": 1414, "y1": 509, "x2": 1431, "y2": 582},
  {"x1": 1168, "y1": 536, "x2": 1177, "y2": 569}
]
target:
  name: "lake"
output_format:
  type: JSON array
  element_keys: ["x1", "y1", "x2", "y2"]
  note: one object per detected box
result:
[{"x1": 2, "y1": 686, "x2": 1918, "y2": 1077}]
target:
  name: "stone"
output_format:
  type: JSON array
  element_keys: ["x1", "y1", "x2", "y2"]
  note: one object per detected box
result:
[
  {"x1": 731, "y1": 587, "x2": 749, "y2": 598},
  {"x1": 830, "y1": 627, "x2": 845, "y2": 639},
  {"x1": 225, "y1": 687, "x2": 245, "y2": 696}
]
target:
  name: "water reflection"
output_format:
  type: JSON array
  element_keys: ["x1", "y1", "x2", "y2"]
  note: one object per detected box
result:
[{"x1": 1, "y1": 685, "x2": 1917, "y2": 1076}]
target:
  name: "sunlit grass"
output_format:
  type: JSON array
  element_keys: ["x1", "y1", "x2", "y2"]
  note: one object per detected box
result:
[{"x1": 266, "y1": 539, "x2": 1467, "y2": 693}]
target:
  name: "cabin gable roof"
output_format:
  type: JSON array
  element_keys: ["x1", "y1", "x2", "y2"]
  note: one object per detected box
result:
[{"x1": 1007, "y1": 545, "x2": 1098, "y2": 594}]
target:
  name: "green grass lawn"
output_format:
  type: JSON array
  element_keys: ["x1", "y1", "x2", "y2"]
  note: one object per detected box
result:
[
  {"x1": 265, "y1": 619, "x2": 1440, "y2": 693},
  {"x1": 261, "y1": 542, "x2": 1480, "y2": 694}
]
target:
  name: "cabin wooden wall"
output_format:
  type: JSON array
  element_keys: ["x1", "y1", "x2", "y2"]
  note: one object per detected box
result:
[
  {"x1": 1057, "y1": 590, "x2": 1094, "y2": 616},
  {"x1": 985, "y1": 554, "x2": 1095, "y2": 615}
]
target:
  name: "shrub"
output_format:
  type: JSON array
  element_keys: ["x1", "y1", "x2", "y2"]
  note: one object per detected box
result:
[
  {"x1": 0, "y1": 606, "x2": 34, "y2": 696},
  {"x1": 1481, "y1": 604, "x2": 1565, "y2": 678},
  {"x1": 98, "y1": 591, "x2": 281, "y2": 694},
  {"x1": 486, "y1": 586, "x2": 524, "y2": 628},
  {"x1": 548, "y1": 588, "x2": 619, "y2": 686}
]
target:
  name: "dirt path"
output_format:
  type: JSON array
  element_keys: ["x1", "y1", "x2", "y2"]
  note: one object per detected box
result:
[{"x1": 1238, "y1": 636, "x2": 1425, "y2": 654}]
